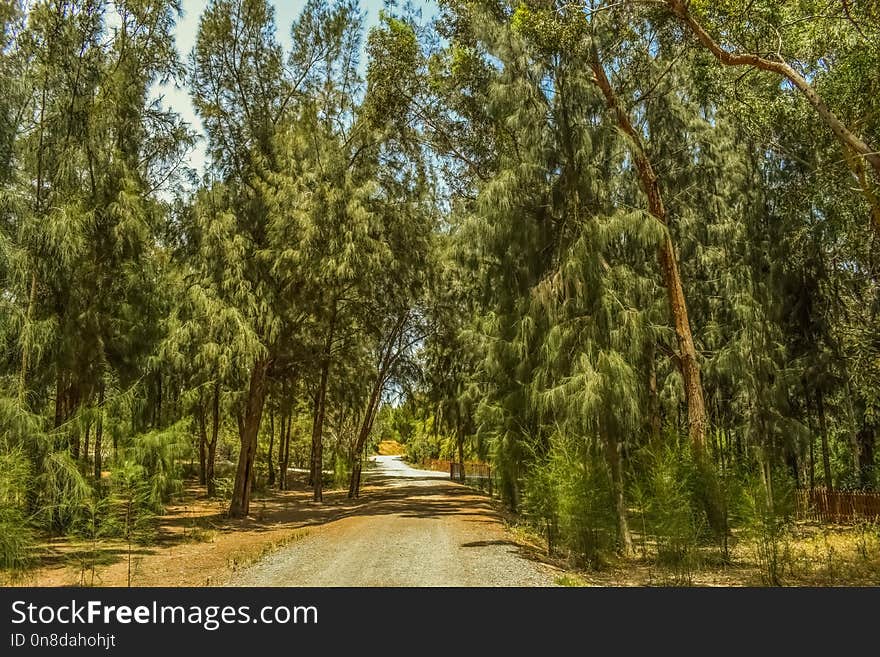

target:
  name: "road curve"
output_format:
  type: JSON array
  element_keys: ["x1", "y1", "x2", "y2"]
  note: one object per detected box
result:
[{"x1": 229, "y1": 455, "x2": 557, "y2": 586}]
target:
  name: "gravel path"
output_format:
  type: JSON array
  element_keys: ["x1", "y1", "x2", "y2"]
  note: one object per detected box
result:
[{"x1": 229, "y1": 455, "x2": 557, "y2": 587}]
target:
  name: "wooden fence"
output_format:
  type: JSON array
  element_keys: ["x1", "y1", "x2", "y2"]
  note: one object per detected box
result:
[
  {"x1": 796, "y1": 489, "x2": 880, "y2": 523},
  {"x1": 422, "y1": 459, "x2": 493, "y2": 494},
  {"x1": 421, "y1": 459, "x2": 490, "y2": 477},
  {"x1": 450, "y1": 462, "x2": 492, "y2": 496},
  {"x1": 449, "y1": 462, "x2": 491, "y2": 481},
  {"x1": 421, "y1": 459, "x2": 453, "y2": 473}
]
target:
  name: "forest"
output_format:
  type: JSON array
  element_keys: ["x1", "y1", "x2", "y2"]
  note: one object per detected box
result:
[{"x1": 0, "y1": 0, "x2": 878, "y2": 586}]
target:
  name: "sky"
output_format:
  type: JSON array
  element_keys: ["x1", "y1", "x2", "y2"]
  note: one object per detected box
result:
[{"x1": 159, "y1": 0, "x2": 436, "y2": 175}]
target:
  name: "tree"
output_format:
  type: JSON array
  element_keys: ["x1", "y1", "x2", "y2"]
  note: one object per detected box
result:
[
  {"x1": 655, "y1": 0, "x2": 880, "y2": 237},
  {"x1": 189, "y1": 0, "x2": 289, "y2": 517}
]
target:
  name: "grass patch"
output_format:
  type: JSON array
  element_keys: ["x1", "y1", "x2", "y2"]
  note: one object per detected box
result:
[{"x1": 555, "y1": 574, "x2": 589, "y2": 587}]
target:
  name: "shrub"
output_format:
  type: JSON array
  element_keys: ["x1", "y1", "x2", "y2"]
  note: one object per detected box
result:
[
  {"x1": 631, "y1": 439, "x2": 705, "y2": 584},
  {"x1": 521, "y1": 436, "x2": 616, "y2": 568},
  {"x1": 732, "y1": 464, "x2": 795, "y2": 586}
]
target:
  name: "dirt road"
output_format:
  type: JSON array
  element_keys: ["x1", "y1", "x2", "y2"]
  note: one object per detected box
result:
[{"x1": 229, "y1": 455, "x2": 557, "y2": 586}]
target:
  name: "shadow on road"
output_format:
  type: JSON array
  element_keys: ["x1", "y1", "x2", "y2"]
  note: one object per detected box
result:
[{"x1": 155, "y1": 457, "x2": 553, "y2": 574}]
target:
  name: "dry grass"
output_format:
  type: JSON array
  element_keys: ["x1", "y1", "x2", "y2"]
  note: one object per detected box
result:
[
  {"x1": 501, "y1": 515, "x2": 880, "y2": 587},
  {"x1": 377, "y1": 440, "x2": 406, "y2": 456},
  {"x1": 776, "y1": 521, "x2": 880, "y2": 586}
]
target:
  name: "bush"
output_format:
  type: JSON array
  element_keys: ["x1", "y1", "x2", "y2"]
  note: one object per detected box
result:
[
  {"x1": 33, "y1": 450, "x2": 93, "y2": 533},
  {"x1": 732, "y1": 464, "x2": 795, "y2": 586},
  {"x1": 0, "y1": 446, "x2": 35, "y2": 578},
  {"x1": 631, "y1": 439, "x2": 705, "y2": 584},
  {"x1": 0, "y1": 507, "x2": 34, "y2": 578},
  {"x1": 333, "y1": 455, "x2": 351, "y2": 489},
  {"x1": 122, "y1": 422, "x2": 189, "y2": 511},
  {"x1": 403, "y1": 416, "x2": 456, "y2": 464},
  {"x1": 522, "y1": 436, "x2": 616, "y2": 568}
]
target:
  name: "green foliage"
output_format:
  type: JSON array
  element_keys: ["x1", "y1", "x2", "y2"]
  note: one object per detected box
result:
[
  {"x1": 69, "y1": 493, "x2": 116, "y2": 586},
  {"x1": 732, "y1": 467, "x2": 796, "y2": 586},
  {"x1": 0, "y1": 446, "x2": 34, "y2": 577},
  {"x1": 109, "y1": 459, "x2": 159, "y2": 585},
  {"x1": 109, "y1": 460, "x2": 157, "y2": 540},
  {"x1": 401, "y1": 415, "x2": 452, "y2": 463},
  {"x1": 33, "y1": 450, "x2": 93, "y2": 533},
  {"x1": 631, "y1": 439, "x2": 706, "y2": 583},
  {"x1": 120, "y1": 423, "x2": 189, "y2": 512},
  {"x1": 0, "y1": 507, "x2": 34, "y2": 578},
  {"x1": 521, "y1": 450, "x2": 559, "y2": 554},
  {"x1": 523, "y1": 436, "x2": 617, "y2": 568},
  {"x1": 0, "y1": 0, "x2": 877, "y2": 587}
]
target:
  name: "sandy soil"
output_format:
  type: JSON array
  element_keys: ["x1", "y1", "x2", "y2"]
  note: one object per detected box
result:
[{"x1": 229, "y1": 456, "x2": 558, "y2": 586}]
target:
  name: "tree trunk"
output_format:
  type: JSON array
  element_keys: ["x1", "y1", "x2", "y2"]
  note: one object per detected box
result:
[
  {"x1": 347, "y1": 375, "x2": 384, "y2": 498},
  {"x1": 284, "y1": 410, "x2": 292, "y2": 485},
  {"x1": 347, "y1": 313, "x2": 409, "y2": 498},
  {"x1": 808, "y1": 431, "x2": 815, "y2": 491},
  {"x1": 277, "y1": 411, "x2": 287, "y2": 490},
  {"x1": 267, "y1": 408, "x2": 276, "y2": 488},
  {"x1": 713, "y1": 396, "x2": 727, "y2": 473},
  {"x1": 311, "y1": 301, "x2": 338, "y2": 503},
  {"x1": 816, "y1": 389, "x2": 833, "y2": 491},
  {"x1": 197, "y1": 394, "x2": 208, "y2": 487},
  {"x1": 785, "y1": 448, "x2": 799, "y2": 489},
  {"x1": 229, "y1": 359, "x2": 271, "y2": 518},
  {"x1": 306, "y1": 389, "x2": 321, "y2": 489},
  {"x1": 456, "y1": 432, "x2": 465, "y2": 483},
  {"x1": 589, "y1": 45, "x2": 724, "y2": 533},
  {"x1": 64, "y1": 386, "x2": 82, "y2": 461},
  {"x1": 646, "y1": 342, "x2": 661, "y2": 441},
  {"x1": 93, "y1": 384, "x2": 104, "y2": 481},
  {"x1": 82, "y1": 421, "x2": 91, "y2": 465},
  {"x1": 856, "y1": 423, "x2": 875, "y2": 489},
  {"x1": 349, "y1": 459, "x2": 363, "y2": 499},
  {"x1": 758, "y1": 448, "x2": 774, "y2": 512},
  {"x1": 310, "y1": 365, "x2": 330, "y2": 502},
  {"x1": 803, "y1": 385, "x2": 815, "y2": 491},
  {"x1": 657, "y1": 236, "x2": 708, "y2": 454},
  {"x1": 606, "y1": 435, "x2": 633, "y2": 556},
  {"x1": 279, "y1": 409, "x2": 292, "y2": 491},
  {"x1": 207, "y1": 382, "x2": 220, "y2": 498},
  {"x1": 17, "y1": 273, "x2": 38, "y2": 406},
  {"x1": 18, "y1": 75, "x2": 48, "y2": 408}
]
